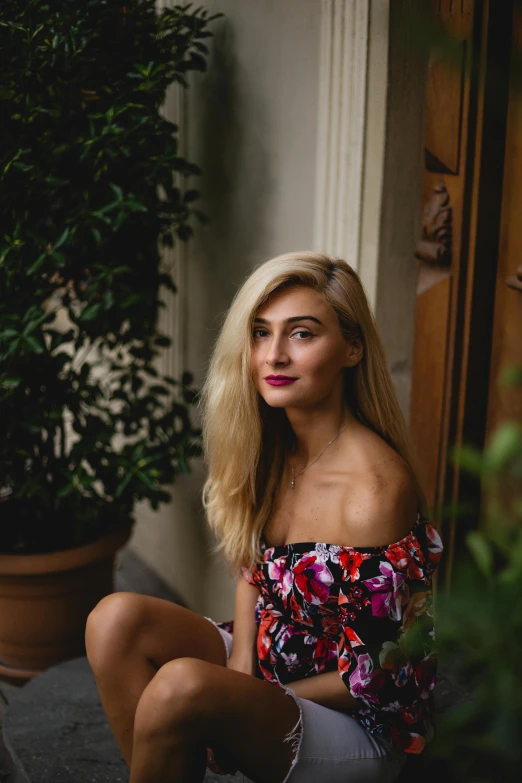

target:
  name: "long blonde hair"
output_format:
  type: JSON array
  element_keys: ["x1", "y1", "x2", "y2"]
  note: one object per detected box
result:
[{"x1": 200, "y1": 251, "x2": 426, "y2": 576}]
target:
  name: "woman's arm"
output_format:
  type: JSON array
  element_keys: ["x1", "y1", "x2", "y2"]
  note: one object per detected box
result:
[
  {"x1": 288, "y1": 670, "x2": 360, "y2": 712},
  {"x1": 226, "y1": 573, "x2": 259, "y2": 675}
]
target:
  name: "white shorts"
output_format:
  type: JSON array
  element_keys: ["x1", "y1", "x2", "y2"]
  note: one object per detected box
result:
[
  {"x1": 202, "y1": 615, "x2": 408, "y2": 783},
  {"x1": 203, "y1": 615, "x2": 234, "y2": 659}
]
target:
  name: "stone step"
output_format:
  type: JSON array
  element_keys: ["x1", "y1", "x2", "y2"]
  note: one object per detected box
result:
[
  {"x1": 2, "y1": 656, "x2": 244, "y2": 783},
  {"x1": 2, "y1": 654, "x2": 471, "y2": 783}
]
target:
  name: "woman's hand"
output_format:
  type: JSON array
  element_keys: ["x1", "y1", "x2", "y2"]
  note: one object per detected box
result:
[
  {"x1": 206, "y1": 747, "x2": 225, "y2": 775},
  {"x1": 206, "y1": 747, "x2": 238, "y2": 776},
  {"x1": 204, "y1": 653, "x2": 255, "y2": 773},
  {"x1": 284, "y1": 670, "x2": 359, "y2": 713}
]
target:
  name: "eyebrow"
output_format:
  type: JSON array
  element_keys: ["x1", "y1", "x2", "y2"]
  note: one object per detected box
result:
[{"x1": 253, "y1": 315, "x2": 323, "y2": 326}]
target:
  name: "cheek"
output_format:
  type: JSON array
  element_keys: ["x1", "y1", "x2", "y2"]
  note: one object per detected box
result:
[
  {"x1": 252, "y1": 349, "x2": 262, "y2": 368},
  {"x1": 300, "y1": 345, "x2": 344, "y2": 378},
  {"x1": 251, "y1": 353, "x2": 264, "y2": 385}
]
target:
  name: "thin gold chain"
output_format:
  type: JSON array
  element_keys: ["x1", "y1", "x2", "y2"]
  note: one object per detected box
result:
[{"x1": 290, "y1": 418, "x2": 353, "y2": 489}]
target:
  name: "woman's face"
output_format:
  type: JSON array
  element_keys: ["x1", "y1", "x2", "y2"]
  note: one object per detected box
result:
[{"x1": 250, "y1": 285, "x2": 361, "y2": 410}]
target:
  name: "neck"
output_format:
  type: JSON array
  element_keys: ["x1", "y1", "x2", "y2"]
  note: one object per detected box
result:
[{"x1": 285, "y1": 399, "x2": 355, "y2": 466}]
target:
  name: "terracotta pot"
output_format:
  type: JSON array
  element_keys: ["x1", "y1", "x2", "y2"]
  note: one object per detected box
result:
[{"x1": 0, "y1": 525, "x2": 132, "y2": 683}]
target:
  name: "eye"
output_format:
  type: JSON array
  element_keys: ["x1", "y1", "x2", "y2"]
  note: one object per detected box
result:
[
  {"x1": 292, "y1": 330, "x2": 313, "y2": 339},
  {"x1": 252, "y1": 328, "x2": 268, "y2": 339}
]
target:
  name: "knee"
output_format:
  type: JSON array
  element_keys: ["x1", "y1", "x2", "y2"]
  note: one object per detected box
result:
[
  {"x1": 134, "y1": 658, "x2": 210, "y2": 737},
  {"x1": 85, "y1": 592, "x2": 146, "y2": 668}
]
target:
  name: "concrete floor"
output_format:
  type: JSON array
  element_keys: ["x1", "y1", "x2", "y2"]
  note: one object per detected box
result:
[{"x1": 0, "y1": 681, "x2": 19, "y2": 782}]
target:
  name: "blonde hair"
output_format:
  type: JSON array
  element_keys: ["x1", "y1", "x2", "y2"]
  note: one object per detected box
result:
[{"x1": 200, "y1": 251, "x2": 426, "y2": 576}]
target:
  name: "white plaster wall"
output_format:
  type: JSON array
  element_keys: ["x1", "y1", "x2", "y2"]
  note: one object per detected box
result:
[
  {"x1": 128, "y1": 0, "x2": 427, "y2": 621},
  {"x1": 372, "y1": 0, "x2": 428, "y2": 417},
  {"x1": 358, "y1": 0, "x2": 390, "y2": 308},
  {"x1": 129, "y1": 0, "x2": 322, "y2": 620}
]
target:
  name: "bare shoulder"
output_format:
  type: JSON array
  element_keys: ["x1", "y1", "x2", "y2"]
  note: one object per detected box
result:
[{"x1": 340, "y1": 430, "x2": 419, "y2": 547}]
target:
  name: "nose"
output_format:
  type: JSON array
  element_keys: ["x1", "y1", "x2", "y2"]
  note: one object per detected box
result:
[{"x1": 264, "y1": 332, "x2": 289, "y2": 367}]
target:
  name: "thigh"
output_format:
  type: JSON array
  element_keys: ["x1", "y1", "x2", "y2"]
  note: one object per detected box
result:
[
  {"x1": 86, "y1": 592, "x2": 228, "y2": 670},
  {"x1": 158, "y1": 661, "x2": 405, "y2": 783},
  {"x1": 145, "y1": 657, "x2": 301, "y2": 783}
]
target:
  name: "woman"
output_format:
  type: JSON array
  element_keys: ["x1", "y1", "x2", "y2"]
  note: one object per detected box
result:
[{"x1": 86, "y1": 251, "x2": 444, "y2": 783}]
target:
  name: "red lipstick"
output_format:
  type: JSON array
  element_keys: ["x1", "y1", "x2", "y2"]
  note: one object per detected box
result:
[{"x1": 265, "y1": 374, "x2": 298, "y2": 386}]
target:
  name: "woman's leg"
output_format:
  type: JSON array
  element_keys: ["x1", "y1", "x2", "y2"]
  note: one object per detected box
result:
[
  {"x1": 128, "y1": 656, "x2": 302, "y2": 783},
  {"x1": 84, "y1": 592, "x2": 229, "y2": 768}
]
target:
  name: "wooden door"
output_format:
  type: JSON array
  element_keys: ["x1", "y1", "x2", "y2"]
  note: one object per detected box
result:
[
  {"x1": 409, "y1": 0, "x2": 514, "y2": 590},
  {"x1": 483, "y1": 3, "x2": 522, "y2": 511},
  {"x1": 409, "y1": 0, "x2": 478, "y2": 555}
]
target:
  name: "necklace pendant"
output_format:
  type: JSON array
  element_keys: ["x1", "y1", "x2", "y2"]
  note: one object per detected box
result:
[{"x1": 290, "y1": 477, "x2": 295, "y2": 490}]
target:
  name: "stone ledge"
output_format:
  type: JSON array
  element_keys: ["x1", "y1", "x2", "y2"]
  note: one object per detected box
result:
[
  {"x1": 3, "y1": 655, "x2": 471, "y2": 783},
  {"x1": 2, "y1": 656, "x2": 240, "y2": 783}
]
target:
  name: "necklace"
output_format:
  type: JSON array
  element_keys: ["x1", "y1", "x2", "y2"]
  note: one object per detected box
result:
[{"x1": 290, "y1": 419, "x2": 352, "y2": 489}]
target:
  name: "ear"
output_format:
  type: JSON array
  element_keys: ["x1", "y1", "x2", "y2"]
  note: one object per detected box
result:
[{"x1": 344, "y1": 337, "x2": 363, "y2": 368}]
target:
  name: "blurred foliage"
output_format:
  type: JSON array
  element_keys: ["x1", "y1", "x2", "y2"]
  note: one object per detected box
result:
[
  {"x1": 424, "y1": 365, "x2": 522, "y2": 783},
  {"x1": 0, "y1": 1, "x2": 223, "y2": 553}
]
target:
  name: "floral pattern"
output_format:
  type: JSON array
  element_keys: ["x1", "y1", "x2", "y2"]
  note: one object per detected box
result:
[{"x1": 215, "y1": 512, "x2": 444, "y2": 755}]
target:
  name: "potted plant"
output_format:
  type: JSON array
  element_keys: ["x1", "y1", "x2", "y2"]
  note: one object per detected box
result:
[{"x1": 0, "y1": 0, "x2": 222, "y2": 682}]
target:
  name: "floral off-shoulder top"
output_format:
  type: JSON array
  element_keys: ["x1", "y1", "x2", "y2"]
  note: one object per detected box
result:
[{"x1": 215, "y1": 511, "x2": 444, "y2": 755}]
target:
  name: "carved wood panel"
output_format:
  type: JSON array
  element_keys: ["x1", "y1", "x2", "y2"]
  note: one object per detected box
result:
[{"x1": 414, "y1": 181, "x2": 452, "y2": 266}]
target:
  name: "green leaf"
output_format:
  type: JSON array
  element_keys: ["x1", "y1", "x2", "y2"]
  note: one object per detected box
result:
[
  {"x1": 111, "y1": 266, "x2": 132, "y2": 276},
  {"x1": 91, "y1": 227, "x2": 103, "y2": 246},
  {"x1": 484, "y1": 423, "x2": 522, "y2": 472},
  {"x1": 24, "y1": 310, "x2": 50, "y2": 335},
  {"x1": 24, "y1": 335, "x2": 44, "y2": 353},
  {"x1": 499, "y1": 364, "x2": 522, "y2": 389},
  {"x1": 109, "y1": 183, "x2": 123, "y2": 200},
  {"x1": 154, "y1": 335, "x2": 172, "y2": 347},
  {"x1": 51, "y1": 250, "x2": 66, "y2": 266},
  {"x1": 0, "y1": 329, "x2": 19, "y2": 340},
  {"x1": 53, "y1": 227, "x2": 70, "y2": 250},
  {"x1": 183, "y1": 189, "x2": 200, "y2": 203},
  {"x1": 136, "y1": 470, "x2": 154, "y2": 488},
  {"x1": 466, "y1": 531, "x2": 493, "y2": 578},
  {"x1": 176, "y1": 224, "x2": 193, "y2": 242},
  {"x1": 450, "y1": 444, "x2": 484, "y2": 475},
  {"x1": 4, "y1": 337, "x2": 21, "y2": 357},
  {"x1": 0, "y1": 376, "x2": 21, "y2": 389},
  {"x1": 57, "y1": 483, "x2": 76, "y2": 499},
  {"x1": 27, "y1": 252, "x2": 48, "y2": 275},
  {"x1": 114, "y1": 471, "x2": 134, "y2": 498},
  {"x1": 79, "y1": 303, "x2": 102, "y2": 321},
  {"x1": 120, "y1": 293, "x2": 142, "y2": 308}
]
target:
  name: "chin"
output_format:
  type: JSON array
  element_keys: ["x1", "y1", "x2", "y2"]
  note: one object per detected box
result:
[
  {"x1": 261, "y1": 389, "x2": 303, "y2": 409},
  {"x1": 264, "y1": 399, "x2": 289, "y2": 409}
]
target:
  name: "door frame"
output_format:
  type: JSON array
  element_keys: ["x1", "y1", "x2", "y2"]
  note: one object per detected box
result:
[{"x1": 438, "y1": 0, "x2": 513, "y2": 591}]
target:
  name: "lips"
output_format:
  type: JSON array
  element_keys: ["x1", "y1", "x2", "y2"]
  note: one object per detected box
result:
[{"x1": 265, "y1": 375, "x2": 298, "y2": 386}]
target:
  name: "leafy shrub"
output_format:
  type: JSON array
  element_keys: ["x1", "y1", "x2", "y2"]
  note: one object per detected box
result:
[
  {"x1": 0, "y1": 1, "x2": 222, "y2": 553},
  {"x1": 426, "y1": 366, "x2": 522, "y2": 783}
]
